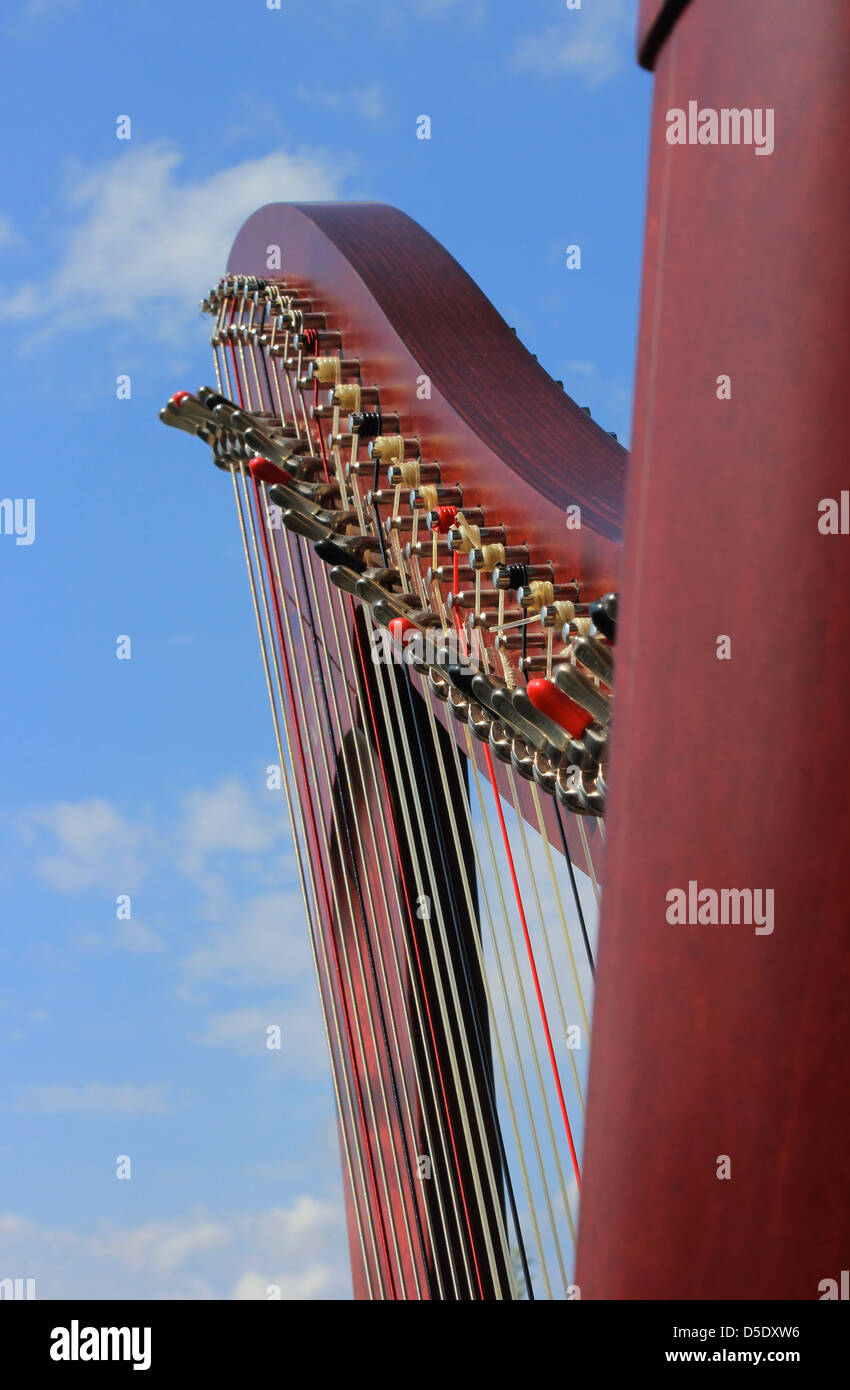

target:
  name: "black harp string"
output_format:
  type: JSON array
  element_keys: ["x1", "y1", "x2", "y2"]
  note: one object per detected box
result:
[
  {"x1": 369, "y1": 491, "x2": 532, "y2": 1299},
  {"x1": 295, "y1": 380, "x2": 499, "y2": 1289},
  {"x1": 262, "y1": 324, "x2": 482, "y2": 1299}
]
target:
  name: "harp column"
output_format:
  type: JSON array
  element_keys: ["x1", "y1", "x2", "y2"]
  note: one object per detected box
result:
[{"x1": 577, "y1": 0, "x2": 850, "y2": 1297}]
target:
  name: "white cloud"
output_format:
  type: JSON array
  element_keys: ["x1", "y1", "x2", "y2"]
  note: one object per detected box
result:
[
  {"x1": 24, "y1": 797, "x2": 151, "y2": 893},
  {"x1": 1, "y1": 143, "x2": 343, "y2": 339},
  {"x1": 90, "y1": 1217, "x2": 230, "y2": 1280},
  {"x1": 184, "y1": 888, "x2": 311, "y2": 986},
  {"x1": 78, "y1": 920, "x2": 166, "y2": 955},
  {"x1": 511, "y1": 0, "x2": 632, "y2": 87},
  {"x1": 177, "y1": 776, "x2": 280, "y2": 872},
  {"x1": 201, "y1": 1000, "x2": 326, "y2": 1071},
  {"x1": 296, "y1": 84, "x2": 385, "y2": 121},
  {"x1": 0, "y1": 1197, "x2": 350, "y2": 1299},
  {"x1": 18, "y1": 1083, "x2": 171, "y2": 1116}
]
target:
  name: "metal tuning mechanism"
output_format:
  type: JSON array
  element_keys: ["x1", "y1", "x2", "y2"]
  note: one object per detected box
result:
[
  {"x1": 589, "y1": 591, "x2": 618, "y2": 643},
  {"x1": 572, "y1": 633, "x2": 614, "y2": 685},
  {"x1": 552, "y1": 663, "x2": 612, "y2": 728}
]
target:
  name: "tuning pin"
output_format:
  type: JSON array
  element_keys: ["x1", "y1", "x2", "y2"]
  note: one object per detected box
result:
[
  {"x1": 351, "y1": 411, "x2": 398, "y2": 437},
  {"x1": 368, "y1": 435, "x2": 420, "y2": 462}
]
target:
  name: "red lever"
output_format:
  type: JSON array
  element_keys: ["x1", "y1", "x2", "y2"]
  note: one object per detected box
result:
[
  {"x1": 249, "y1": 456, "x2": 293, "y2": 486},
  {"x1": 388, "y1": 616, "x2": 419, "y2": 650},
  {"x1": 526, "y1": 677, "x2": 592, "y2": 739},
  {"x1": 172, "y1": 390, "x2": 192, "y2": 406}
]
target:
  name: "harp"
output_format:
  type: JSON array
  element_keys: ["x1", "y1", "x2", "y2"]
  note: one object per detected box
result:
[
  {"x1": 162, "y1": 200, "x2": 619, "y2": 1300},
  {"x1": 159, "y1": 0, "x2": 850, "y2": 1301}
]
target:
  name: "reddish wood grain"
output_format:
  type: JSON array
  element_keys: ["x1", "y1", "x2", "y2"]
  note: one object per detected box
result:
[
  {"x1": 577, "y1": 0, "x2": 850, "y2": 1298},
  {"x1": 229, "y1": 204, "x2": 622, "y2": 860}
]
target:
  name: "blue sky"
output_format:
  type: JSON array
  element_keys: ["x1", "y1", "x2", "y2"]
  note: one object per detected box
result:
[{"x1": 0, "y1": 0, "x2": 649, "y2": 1298}]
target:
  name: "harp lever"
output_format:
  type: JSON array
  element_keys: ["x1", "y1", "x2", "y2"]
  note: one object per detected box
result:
[
  {"x1": 244, "y1": 426, "x2": 306, "y2": 469},
  {"x1": 552, "y1": 665, "x2": 612, "y2": 727},
  {"x1": 573, "y1": 634, "x2": 614, "y2": 684},
  {"x1": 159, "y1": 405, "x2": 198, "y2": 437},
  {"x1": 328, "y1": 566, "x2": 363, "y2": 598},
  {"x1": 279, "y1": 509, "x2": 332, "y2": 542},
  {"x1": 314, "y1": 540, "x2": 367, "y2": 575}
]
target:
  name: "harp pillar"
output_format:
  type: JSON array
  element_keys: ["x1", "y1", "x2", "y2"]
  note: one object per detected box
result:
[{"x1": 576, "y1": 0, "x2": 850, "y2": 1298}]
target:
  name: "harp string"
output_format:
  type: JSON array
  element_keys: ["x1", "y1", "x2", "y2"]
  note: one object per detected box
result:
[
  {"x1": 338, "y1": 429, "x2": 518, "y2": 1297},
  {"x1": 258, "y1": 321, "x2": 490, "y2": 1298},
  {"x1": 248, "y1": 309, "x2": 480, "y2": 1295},
  {"x1": 365, "y1": 490, "x2": 537, "y2": 1297},
  {"x1": 211, "y1": 308, "x2": 387, "y2": 1297},
  {"x1": 375, "y1": 428, "x2": 588, "y2": 1284},
  {"x1": 320, "y1": 475, "x2": 487, "y2": 1295},
  {"x1": 282, "y1": 513, "x2": 434, "y2": 1299},
  {"x1": 409, "y1": 558, "x2": 578, "y2": 1287},
  {"x1": 210, "y1": 276, "x2": 608, "y2": 1297},
  {"x1": 218, "y1": 423, "x2": 388, "y2": 1296},
  {"x1": 363, "y1": 606, "x2": 521, "y2": 1297},
  {"x1": 225, "y1": 480, "x2": 380, "y2": 1297},
  {"x1": 345, "y1": 607, "x2": 484, "y2": 1299},
  {"x1": 236, "y1": 340, "x2": 430, "y2": 1297},
  {"x1": 525, "y1": 782, "x2": 591, "y2": 1098},
  {"x1": 223, "y1": 320, "x2": 415, "y2": 1296},
  {"x1": 461, "y1": 733, "x2": 576, "y2": 1291},
  {"x1": 444, "y1": 563, "x2": 589, "y2": 1253},
  {"x1": 229, "y1": 484, "x2": 401, "y2": 1296},
  {"x1": 578, "y1": 817, "x2": 601, "y2": 904},
  {"x1": 268, "y1": 498, "x2": 460, "y2": 1300},
  {"x1": 553, "y1": 802, "x2": 596, "y2": 975},
  {"x1": 412, "y1": 667, "x2": 570, "y2": 1293},
  {"x1": 508, "y1": 771, "x2": 588, "y2": 1107},
  {"x1": 267, "y1": 505, "x2": 427, "y2": 1298},
  {"x1": 296, "y1": 369, "x2": 500, "y2": 1298},
  {"x1": 397, "y1": 559, "x2": 573, "y2": 1287},
  {"x1": 425, "y1": 575, "x2": 582, "y2": 1228},
  {"x1": 386, "y1": 541, "x2": 556, "y2": 1291},
  {"x1": 452, "y1": 601, "x2": 583, "y2": 1191}
]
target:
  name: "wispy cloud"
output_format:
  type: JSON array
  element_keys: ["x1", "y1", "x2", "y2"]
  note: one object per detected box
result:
[
  {"x1": 511, "y1": 0, "x2": 632, "y2": 87},
  {"x1": 0, "y1": 214, "x2": 19, "y2": 249},
  {"x1": 185, "y1": 889, "x2": 311, "y2": 987},
  {"x1": 201, "y1": 1001, "x2": 327, "y2": 1071},
  {"x1": 296, "y1": 84, "x2": 385, "y2": 122},
  {"x1": 177, "y1": 776, "x2": 280, "y2": 873},
  {"x1": 0, "y1": 143, "x2": 344, "y2": 340},
  {"x1": 18, "y1": 776, "x2": 281, "y2": 896},
  {"x1": 22, "y1": 797, "x2": 152, "y2": 893},
  {"x1": 0, "y1": 1197, "x2": 349, "y2": 1298},
  {"x1": 13, "y1": 776, "x2": 322, "y2": 1056},
  {"x1": 78, "y1": 919, "x2": 166, "y2": 955},
  {"x1": 18, "y1": 1082, "x2": 171, "y2": 1116}
]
